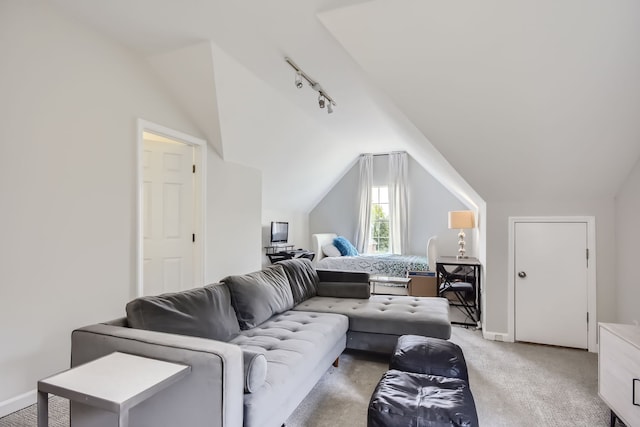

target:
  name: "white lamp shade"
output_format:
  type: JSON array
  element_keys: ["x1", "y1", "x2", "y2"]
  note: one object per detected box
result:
[{"x1": 448, "y1": 211, "x2": 475, "y2": 229}]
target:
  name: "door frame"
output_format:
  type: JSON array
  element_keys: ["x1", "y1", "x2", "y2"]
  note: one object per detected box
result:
[
  {"x1": 136, "y1": 119, "x2": 207, "y2": 298},
  {"x1": 507, "y1": 216, "x2": 597, "y2": 352}
]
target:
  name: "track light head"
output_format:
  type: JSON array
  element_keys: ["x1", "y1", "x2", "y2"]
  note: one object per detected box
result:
[
  {"x1": 295, "y1": 72, "x2": 303, "y2": 89},
  {"x1": 286, "y1": 57, "x2": 336, "y2": 114}
]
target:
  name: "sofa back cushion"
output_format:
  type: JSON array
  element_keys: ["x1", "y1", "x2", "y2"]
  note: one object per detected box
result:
[
  {"x1": 125, "y1": 283, "x2": 240, "y2": 342},
  {"x1": 223, "y1": 265, "x2": 294, "y2": 330},
  {"x1": 276, "y1": 258, "x2": 319, "y2": 304}
]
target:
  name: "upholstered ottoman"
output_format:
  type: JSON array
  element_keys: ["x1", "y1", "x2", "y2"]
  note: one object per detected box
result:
[
  {"x1": 368, "y1": 370, "x2": 479, "y2": 427},
  {"x1": 390, "y1": 334, "x2": 469, "y2": 381},
  {"x1": 368, "y1": 335, "x2": 478, "y2": 427}
]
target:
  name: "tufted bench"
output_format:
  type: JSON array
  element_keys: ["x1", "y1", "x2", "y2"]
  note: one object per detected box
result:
[{"x1": 293, "y1": 295, "x2": 451, "y2": 353}]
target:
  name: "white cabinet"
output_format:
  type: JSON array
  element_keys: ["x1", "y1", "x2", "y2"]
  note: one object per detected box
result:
[{"x1": 599, "y1": 323, "x2": 640, "y2": 426}]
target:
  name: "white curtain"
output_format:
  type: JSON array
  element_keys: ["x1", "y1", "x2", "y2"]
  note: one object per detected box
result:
[
  {"x1": 388, "y1": 152, "x2": 408, "y2": 254},
  {"x1": 354, "y1": 154, "x2": 373, "y2": 253}
]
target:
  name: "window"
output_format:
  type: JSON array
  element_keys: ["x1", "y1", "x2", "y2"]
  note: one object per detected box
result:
[{"x1": 370, "y1": 186, "x2": 390, "y2": 253}]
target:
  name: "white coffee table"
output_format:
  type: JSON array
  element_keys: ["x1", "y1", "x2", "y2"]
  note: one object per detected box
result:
[{"x1": 37, "y1": 352, "x2": 190, "y2": 427}]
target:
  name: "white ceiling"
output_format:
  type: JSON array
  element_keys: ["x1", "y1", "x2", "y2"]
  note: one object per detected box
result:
[
  {"x1": 320, "y1": 0, "x2": 640, "y2": 201},
  {"x1": 51, "y1": 0, "x2": 640, "y2": 209}
]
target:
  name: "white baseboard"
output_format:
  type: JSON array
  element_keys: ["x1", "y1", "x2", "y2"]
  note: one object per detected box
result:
[
  {"x1": 482, "y1": 330, "x2": 511, "y2": 342},
  {"x1": 0, "y1": 389, "x2": 36, "y2": 418}
]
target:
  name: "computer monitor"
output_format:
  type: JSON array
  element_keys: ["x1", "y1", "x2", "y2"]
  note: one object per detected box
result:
[{"x1": 270, "y1": 221, "x2": 289, "y2": 244}]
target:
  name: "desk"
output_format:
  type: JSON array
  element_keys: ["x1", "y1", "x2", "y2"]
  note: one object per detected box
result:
[
  {"x1": 266, "y1": 250, "x2": 315, "y2": 264},
  {"x1": 436, "y1": 256, "x2": 481, "y2": 328},
  {"x1": 37, "y1": 352, "x2": 190, "y2": 427},
  {"x1": 264, "y1": 245, "x2": 295, "y2": 254}
]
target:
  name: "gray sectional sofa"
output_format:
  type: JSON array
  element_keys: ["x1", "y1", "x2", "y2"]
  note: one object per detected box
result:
[{"x1": 70, "y1": 259, "x2": 450, "y2": 427}]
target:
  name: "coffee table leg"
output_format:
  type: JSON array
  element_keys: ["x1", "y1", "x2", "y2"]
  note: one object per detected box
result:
[
  {"x1": 37, "y1": 391, "x2": 48, "y2": 427},
  {"x1": 119, "y1": 409, "x2": 129, "y2": 427}
]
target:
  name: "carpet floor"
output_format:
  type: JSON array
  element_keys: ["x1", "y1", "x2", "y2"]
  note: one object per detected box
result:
[{"x1": 0, "y1": 326, "x2": 611, "y2": 427}]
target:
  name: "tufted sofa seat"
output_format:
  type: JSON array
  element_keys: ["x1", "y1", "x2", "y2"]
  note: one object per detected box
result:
[
  {"x1": 229, "y1": 311, "x2": 348, "y2": 427},
  {"x1": 294, "y1": 295, "x2": 451, "y2": 353}
]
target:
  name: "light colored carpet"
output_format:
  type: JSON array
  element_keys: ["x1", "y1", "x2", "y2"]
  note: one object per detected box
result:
[
  {"x1": 0, "y1": 327, "x2": 610, "y2": 427},
  {"x1": 287, "y1": 327, "x2": 610, "y2": 427}
]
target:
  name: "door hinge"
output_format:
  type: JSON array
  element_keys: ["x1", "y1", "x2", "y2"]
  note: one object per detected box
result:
[
  {"x1": 587, "y1": 312, "x2": 589, "y2": 324},
  {"x1": 192, "y1": 164, "x2": 196, "y2": 173},
  {"x1": 192, "y1": 233, "x2": 195, "y2": 243}
]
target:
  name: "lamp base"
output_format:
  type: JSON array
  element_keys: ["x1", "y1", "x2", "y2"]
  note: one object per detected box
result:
[{"x1": 457, "y1": 229, "x2": 467, "y2": 258}]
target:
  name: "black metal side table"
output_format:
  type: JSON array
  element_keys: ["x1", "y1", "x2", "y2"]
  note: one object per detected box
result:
[{"x1": 436, "y1": 256, "x2": 481, "y2": 328}]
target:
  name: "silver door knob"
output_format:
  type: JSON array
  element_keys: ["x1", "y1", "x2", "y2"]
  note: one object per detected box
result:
[{"x1": 518, "y1": 271, "x2": 527, "y2": 278}]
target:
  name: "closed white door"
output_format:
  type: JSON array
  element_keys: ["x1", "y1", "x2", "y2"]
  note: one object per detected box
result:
[
  {"x1": 143, "y1": 137, "x2": 195, "y2": 295},
  {"x1": 514, "y1": 222, "x2": 588, "y2": 349}
]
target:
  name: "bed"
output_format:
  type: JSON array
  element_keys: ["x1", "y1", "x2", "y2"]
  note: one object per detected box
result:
[{"x1": 312, "y1": 233, "x2": 432, "y2": 278}]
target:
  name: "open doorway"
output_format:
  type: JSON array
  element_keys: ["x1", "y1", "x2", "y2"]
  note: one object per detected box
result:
[{"x1": 136, "y1": 119, "x2": 206, "y2": 297}]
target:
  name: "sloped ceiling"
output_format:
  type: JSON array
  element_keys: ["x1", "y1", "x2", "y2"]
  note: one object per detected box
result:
[
  {"x1": 50, "y1": 0, "x2": 639, "y2": 210},
  {"x1": 319, "y1": 0, "x2": 640, "y2": 201}
]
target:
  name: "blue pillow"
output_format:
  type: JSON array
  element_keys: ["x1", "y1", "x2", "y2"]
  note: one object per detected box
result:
[{"x1": 333, "y1": 236, "x2": 359, "y2": 256}]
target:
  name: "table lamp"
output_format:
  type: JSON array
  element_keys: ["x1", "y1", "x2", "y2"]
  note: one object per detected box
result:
[{"x1": 448, "y1": 210, "x2": 475, "y2": 258}]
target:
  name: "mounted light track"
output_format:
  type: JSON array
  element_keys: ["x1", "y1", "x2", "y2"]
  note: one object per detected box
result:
[{"x1": 285, "y1": 57, "x2": 336, "y2": 114}]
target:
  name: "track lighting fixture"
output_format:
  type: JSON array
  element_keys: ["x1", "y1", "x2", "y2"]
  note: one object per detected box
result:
[{"x1": 285, "y1": 57, "x2": 336, "y2": 114}]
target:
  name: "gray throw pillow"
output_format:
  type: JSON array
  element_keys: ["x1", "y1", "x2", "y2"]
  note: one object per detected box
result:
[
  {"x1": 223, "y1": 265, "x2": 294, "y2": 330},
  {"x1": 276, "y1": 258, "x2": 319, "y2": 304},
  {"x1": 125, "y1": 283, "x2": 240, "y2": 342},
  {"x1": 242, "y1": 349, "x2": 268, "y2": 393}
]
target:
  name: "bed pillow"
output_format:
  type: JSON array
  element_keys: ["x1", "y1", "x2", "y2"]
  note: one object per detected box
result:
[
  {"x1": 322, "y1": 243, "x2": 342, "y2": 258},
  {"x1": 333, "y1": 236, "x2": 359, "y2": 256}
]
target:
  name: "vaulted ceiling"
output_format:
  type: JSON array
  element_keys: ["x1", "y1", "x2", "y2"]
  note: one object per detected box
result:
[{"x1": 51, "y1": 0, "x2": 640, "y2": 210}]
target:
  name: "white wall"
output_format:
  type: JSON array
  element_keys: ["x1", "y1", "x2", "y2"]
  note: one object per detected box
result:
[
  {"x1": 406, "y1": 156, "x2": 469, "y2": 257},
  {"x1": 615, "y1": 157, "x2": 640, "y2": 324},
  {"x1": 484, "y1": 199, "x2": 616, "y2": 334},
  {"x1": 0, "y1": 0, "x2": 261, "y2": 412},
  {"x1": 309, "y1": 163, "x2": 360, "y2": 242},
  {"x1": 206, "y1": 154, "x2": 262, "y2": 281},
  {"x1": 309, "y1": 153, "x2": 468, "y2": 257}
]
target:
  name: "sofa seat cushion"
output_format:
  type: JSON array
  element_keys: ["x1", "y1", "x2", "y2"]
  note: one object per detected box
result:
[
  {"x1": 223, "y1": 265, "x2": 294, "y2": 330},
  {"x1": 230, "y1": 310, "x2": 348, "y2": 426},
  {"x1": 125, "y1": 283, "x2": 240, "y2": 342},
  {"x1": 293, "y1": 295, "x2": 451, "y2": 340}
]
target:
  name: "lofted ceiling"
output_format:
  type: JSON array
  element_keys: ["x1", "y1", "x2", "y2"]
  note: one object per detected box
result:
[
  {"x1": 51, "y1": 0, "x2": 640, "y2": 210},
  {"x1": 321, "y1": 0, "x2": 640, "y2": 201}
]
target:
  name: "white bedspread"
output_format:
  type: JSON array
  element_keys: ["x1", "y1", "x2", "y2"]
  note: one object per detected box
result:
[{"x1": 316, "y1": 254, "x2": 429, "y2": 278}]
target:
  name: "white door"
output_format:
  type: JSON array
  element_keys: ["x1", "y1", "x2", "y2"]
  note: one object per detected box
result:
[
  {"x1": 514, "y1": 222, "x2": 588, "y2": 349},
  {"x1": 143, "y1": 137, "x2": 195, "y2": 295}
]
